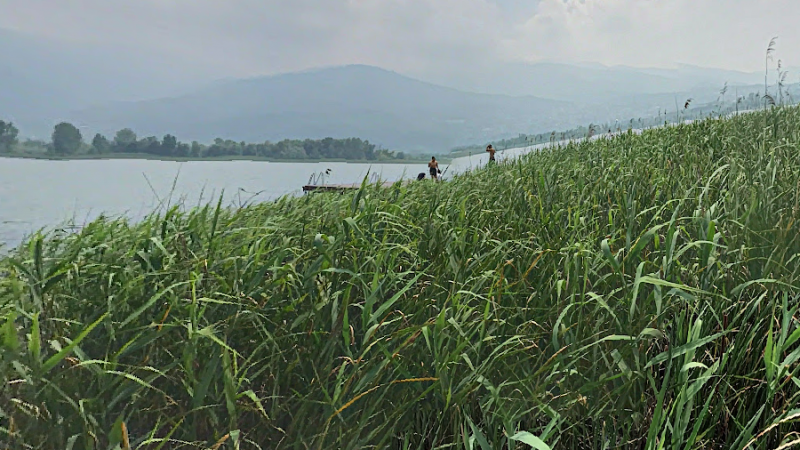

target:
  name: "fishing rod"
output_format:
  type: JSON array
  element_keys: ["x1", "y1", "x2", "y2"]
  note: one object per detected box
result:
[{"x1": 439, "y1": 161, "x2": 452, "y2": 180}]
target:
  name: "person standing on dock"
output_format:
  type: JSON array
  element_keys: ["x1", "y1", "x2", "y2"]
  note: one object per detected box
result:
[
  {"x1": 428, "y1": 156, "x2": 441, "y2": 181},
  {"x1": 486, "y1": 144, "x2": 496, "y2": 163}
]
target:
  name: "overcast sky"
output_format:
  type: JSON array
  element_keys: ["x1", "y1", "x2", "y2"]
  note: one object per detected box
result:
[{"x1": 0, "y1": 0, "x2": 797, "y2": 78}]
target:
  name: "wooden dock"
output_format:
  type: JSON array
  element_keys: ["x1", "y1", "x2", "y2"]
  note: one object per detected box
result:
[{"x1": 302, "y1": 181, "x2": 405, "y2": 193}]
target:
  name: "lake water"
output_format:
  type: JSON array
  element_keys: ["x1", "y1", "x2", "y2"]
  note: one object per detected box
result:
[
  {"x1": 0, "y1": 148, "x2": 519, "y2": 248},
  {"x1": 0, "y1": 115, "x2": 727, "y2": 249}
]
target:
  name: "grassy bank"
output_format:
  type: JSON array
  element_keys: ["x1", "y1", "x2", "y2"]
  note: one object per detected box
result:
[
  {"x1": 2, "y1": 107, "x2": 800, "y2": 449},
  {"x1": 0, "y1": 151, "x2": 438, "y2": 164}
]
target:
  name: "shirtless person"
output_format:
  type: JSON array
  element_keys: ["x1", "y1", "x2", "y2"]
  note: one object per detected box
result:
[
  {"x1": 428, "y1": 156, "x2": 441, "y2": 181},
  {"x1": 486, "y1": 144, "x2": 496, "y2": 163}
]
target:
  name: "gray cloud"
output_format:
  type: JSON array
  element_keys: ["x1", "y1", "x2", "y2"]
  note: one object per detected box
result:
[
  {"x1": 508, "y1": 0, "x2": 800, "y2": 72},
  {"x1": 0, "y1": 0, "x2": 797, "y2": 79},
  {"x1": 0, "y1": 0, "x2": 507, "y2": 76}
]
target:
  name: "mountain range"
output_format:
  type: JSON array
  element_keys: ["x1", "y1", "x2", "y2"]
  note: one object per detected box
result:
[
  {"x1": 0, "y1": 28, "x2": 784, "y2": 153},
  {"x1": 69, "y1": 65, "x2": 584, "y2": 152},
  {"x1": 412, "y1": 61, "x2": 766, "y2": 102}
]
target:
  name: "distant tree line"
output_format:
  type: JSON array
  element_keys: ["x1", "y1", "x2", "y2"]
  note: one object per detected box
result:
[{"x1": 0, "y1": 121, "x2": 407, "y2": 161}]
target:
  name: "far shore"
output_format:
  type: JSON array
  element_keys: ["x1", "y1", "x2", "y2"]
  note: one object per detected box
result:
[{"x1": 0, "y1": 152, "x2": 449, "y2": 164}]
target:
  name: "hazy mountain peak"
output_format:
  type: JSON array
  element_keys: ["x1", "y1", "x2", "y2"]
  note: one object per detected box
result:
[{"x1": 0, "y1": 31, "x2": 775, "y2": 149}]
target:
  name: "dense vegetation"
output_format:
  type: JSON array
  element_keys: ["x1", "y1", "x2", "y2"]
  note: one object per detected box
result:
[
  {"x1": 0, "y1": 121, "x2": 408, "y2": 161},
  {"x1": 3, "y1": 106, "x2": 800, "y2": 449}
]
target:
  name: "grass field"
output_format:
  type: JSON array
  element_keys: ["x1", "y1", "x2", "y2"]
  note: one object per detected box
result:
[{"x1": 2, "y1": 106, "x2": 800, "y2": 449}]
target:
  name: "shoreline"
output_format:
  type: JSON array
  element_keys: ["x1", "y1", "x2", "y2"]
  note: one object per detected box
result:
[{"x1": 0, "y1": 152, "x2": 447, "y2": 164}]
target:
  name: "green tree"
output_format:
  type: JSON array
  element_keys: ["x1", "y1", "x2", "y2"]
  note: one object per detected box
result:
[
  {"x1": 52, "y1": 122, "x2": 82, "y2": 155},
  {"x1": 113, "y1": 128, "x2": 137, "y2": 152},
  {"x1": 174, "y1": 143, "x2": 190, "y2": 158},
  {"x1": 190, "y1": 141, "x2": 202, "y2": 158},
  {"x1": 0, "y1": 120, "x2": 19, "y2": 152},
  {"x1": 161, "y1": 134, "x2": 177, "y2": 156},
  {"x1": 91, "y1": 133, "x2": 110, "y2": 154},
  {"x1": 136, "y1": 136, "x2": 161, "y2": 155}
]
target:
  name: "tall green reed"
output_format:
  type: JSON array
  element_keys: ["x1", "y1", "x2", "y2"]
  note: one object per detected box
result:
[{"x1": 2, "y1": 107, "x2": 800, "y2": 449}]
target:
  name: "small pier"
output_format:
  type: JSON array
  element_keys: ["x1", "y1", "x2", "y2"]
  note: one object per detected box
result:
[{"x1": 302, "y1": 181, "x2": 400, "y2": 193}]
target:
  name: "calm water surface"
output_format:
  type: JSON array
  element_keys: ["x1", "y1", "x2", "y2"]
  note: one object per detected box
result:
[{"x1": 0, "y1": 149, "x2": 523, "y2": 248}]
